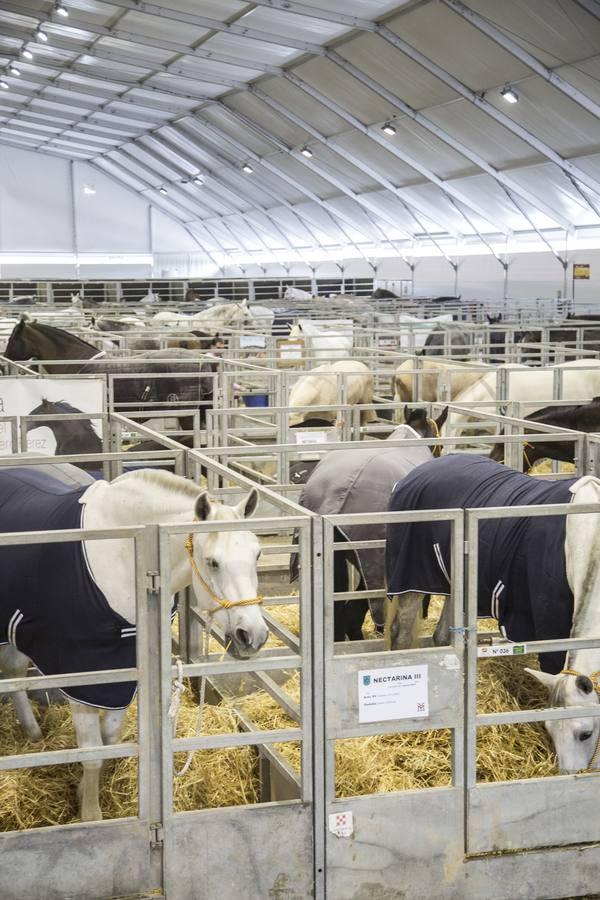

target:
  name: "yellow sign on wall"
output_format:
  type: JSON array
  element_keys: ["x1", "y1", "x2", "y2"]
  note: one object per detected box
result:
[{"x1": 573, "y1": 263, "x2": 591, "y2": 280}]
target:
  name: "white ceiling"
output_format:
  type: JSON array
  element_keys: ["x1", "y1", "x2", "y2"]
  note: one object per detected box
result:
[{"x1": 1, "y1": 0, "x2": 600, "y2": 263}]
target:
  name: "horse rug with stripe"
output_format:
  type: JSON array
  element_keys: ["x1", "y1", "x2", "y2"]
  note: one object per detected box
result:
[
  {"x1": 386, "y1": 455, "x2": 577, "y2": 673},
  {"x1": 0, "y1": 467, "x2": 137, "y2": 708}
]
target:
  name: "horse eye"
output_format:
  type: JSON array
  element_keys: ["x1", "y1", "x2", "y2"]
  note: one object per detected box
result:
[
  {"x1": 579, "y1": 730, "x2": 593, "y2": 742},
  {"x1": 207, "y1": 558, "x2": 219, "y2": 570}
]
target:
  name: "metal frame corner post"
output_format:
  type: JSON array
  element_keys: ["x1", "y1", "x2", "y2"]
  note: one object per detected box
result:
[{"x1": 311, "y1": 514, "x2": 326, "y2": 899}]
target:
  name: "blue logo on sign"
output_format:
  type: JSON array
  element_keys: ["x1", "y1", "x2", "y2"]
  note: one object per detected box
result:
[{"x1": 362, "y1": 675, "x2": 371, "y2": 686}]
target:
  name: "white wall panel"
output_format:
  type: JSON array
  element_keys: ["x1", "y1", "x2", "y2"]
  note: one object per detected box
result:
[
  {"x1": 73, "y1": 162, "x2": 150, "y2": 253},
  {"x1": 413, "y1": 257, "x2": 458, "y2": 297},
  {"x1": 0, "y1": 146, "x2": 73, "y2": 252},
  {"x1": 150, "y1": 208, "x2": 201, "y2": 253},
  {"x1": 457, "y1": 255, "x2": 505, "y2": 302}
]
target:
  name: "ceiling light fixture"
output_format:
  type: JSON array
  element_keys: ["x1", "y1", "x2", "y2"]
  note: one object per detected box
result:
[
  {"x1": 35, "y1": 27, "x2": 49, "y2": 42},
  {"x1": 381, "y1": 121, "x2": 397, "y2": 136},
  {"x1": 8, "y1": 64, "x2": 21, "y2": 76},
  {"x1": 54, "y1": 1, "x2": 69, "y2": 16},
  {"x1": 242, "y1": 163, "x2": 253, "y2": 174},
  {"x1": 159, "y1": 186, "x2": 168, "y2": 195},
  {"x1": 300, "y1": 146, "x2": 313, "y2": 158},
  {"x1": 500, "y1": 85, "x2": 519, "y2": 104},
  {"x1": 193, "y1": 175, "x2": 203, "y2": 185},
  {"x1": 0, "y1": 81, "x2": 8, "y2": 90},
  {"x1": 83, "y1": 184, "x2": 96, "y2": 195},
  {"x1": 20, "y1": 47, "x2": 34, "y2": 60}
]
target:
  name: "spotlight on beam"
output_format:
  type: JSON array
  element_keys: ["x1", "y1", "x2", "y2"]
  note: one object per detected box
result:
[{"x1": 500, "y1": 85, "x2": 519, "y2": 104}]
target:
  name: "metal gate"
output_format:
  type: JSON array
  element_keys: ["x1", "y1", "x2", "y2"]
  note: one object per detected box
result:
[{"x1": 318, "y1": 504, "x2": 600, "y2": 900}]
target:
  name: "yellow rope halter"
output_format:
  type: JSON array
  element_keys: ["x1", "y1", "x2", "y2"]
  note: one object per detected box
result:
[
  {"x1": 559, "y1": 668, "x2": 600, "y2": 772},
  {"x1": 426, "y1": 417, "x2": 442, "y2": 457},
  {"x1": 184, "y1": 533, "x2": 263, "y2": 610},
  {"x1": 523, "y1": 441, "x2": 535, "y2": 472}
]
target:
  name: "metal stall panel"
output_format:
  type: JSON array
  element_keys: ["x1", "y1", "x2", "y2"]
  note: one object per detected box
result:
[
  {"x1": 465, "y1": 503, "x2": 600, "y2": 858},
  {"x1": 158, "y1": 516, "x2": 315, "y2": 900},
  {"x1": 319, "y1": 510, "x2": 466, "y2": 900},
  {"x1": 0, "y1": 525, "x2": 162, "y2": 900}
]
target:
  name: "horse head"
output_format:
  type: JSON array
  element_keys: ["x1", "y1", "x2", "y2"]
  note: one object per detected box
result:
[
  {"x1": 5, "y1": 317, "x2": 32, "y2": 360},
  {"x1": 187, "y1": 488, "x2": 268, "y2": 658},
  {"x1": 404, "y1": 406, "x2": 448, "y2": 456},
  {"x1": 525, "y1": 667, "x2": 600, "y2": 774}
]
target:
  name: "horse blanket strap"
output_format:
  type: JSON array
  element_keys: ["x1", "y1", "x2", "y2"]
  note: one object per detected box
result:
[
  {"x1": 184, "y1": 534, "x2": 263, "y2": 609},
  {"x1": 0, "y1": 467, "x2": 139, "y2": 709},
  {"x1": 426, "y1": 417, "x2": 442, "y2": 457},
  {"x1": 386, "y1": 454, "x2": 577, "y2": 674},
  {"x1": 560, "y1": 668, "x2": 600, "y2": 772}
]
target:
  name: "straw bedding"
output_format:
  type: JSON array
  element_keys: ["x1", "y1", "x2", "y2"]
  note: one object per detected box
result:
[{"x1": 0, "y1": 597, "x2": 557, "y2": 831}]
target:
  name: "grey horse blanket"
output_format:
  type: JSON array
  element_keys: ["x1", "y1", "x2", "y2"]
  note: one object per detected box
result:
[
  {"x1": 0, "y1": 466, "x2": 138, "y2": 708},
  {"x1": 291, "y1": 427, "x2": 432, "y2": 616},
  {"x1": 386, "y1": 455, "x2": 576, "y2": 673}
]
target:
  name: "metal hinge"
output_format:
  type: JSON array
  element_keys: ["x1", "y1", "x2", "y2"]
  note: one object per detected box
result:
[
  {"x1": 150, "y1": 822, "x2": 164, "y2": 849},
  {"x1": 147, "y1": 571, "x2": 160, "y2": 593}
]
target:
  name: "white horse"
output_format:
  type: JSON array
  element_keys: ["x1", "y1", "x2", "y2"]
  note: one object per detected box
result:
[
  {"x1": 393, "y1": 358, "x2": 489, "y2": 411},
  {"x1": 289, "y1": 359, "x2": 376, "y2": 426},
  {"x1": 284, "y1": 286, "x2": 313, "y2": 301},
  {"x1": 289, "y1": 319, "x2": 353, "y2": 361},
  {"x1": 0, "y1": 469, "x2": 267, "y2": 821},
  {"x1": 450, "y1": 359, "x2": 600, "y2": 433}
]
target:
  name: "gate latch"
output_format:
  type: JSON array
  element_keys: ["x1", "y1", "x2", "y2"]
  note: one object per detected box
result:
[
  {"x1": 147, "y1": 571, "x2": 160, "y2": 593},
  {"x1": 150, "y1": 822, "x2": 164, "y2": 849}
]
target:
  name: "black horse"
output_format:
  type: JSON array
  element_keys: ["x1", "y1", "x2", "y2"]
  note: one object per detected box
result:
[
  {"x1": 490, "y1": 398, "x2": 600, "y2": 469},
  {"x1": 26, "y1": 399, "x2": 102, "y2": 471}
]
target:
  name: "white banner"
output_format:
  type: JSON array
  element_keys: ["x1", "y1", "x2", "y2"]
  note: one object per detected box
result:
[{"x1": 0, "y1": 377, "x2": 105, "y2": 455}]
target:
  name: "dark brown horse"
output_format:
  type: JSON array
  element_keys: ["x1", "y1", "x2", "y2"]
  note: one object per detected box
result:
[{"x1": 6, "y1": 319, "x2": 215, "y2": 427}]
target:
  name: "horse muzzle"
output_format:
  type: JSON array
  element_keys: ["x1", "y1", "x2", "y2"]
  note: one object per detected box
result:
[{"x1": 225, "y1": 625, "x2": 269, "y2": 658}]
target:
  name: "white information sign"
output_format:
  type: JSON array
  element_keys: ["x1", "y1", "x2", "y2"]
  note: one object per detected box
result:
[
  {"x1": 477, "y1": 643, "x2": 526, "y2": 658},
  {"x1": 0, "y1": 377, "x2": 104, "y2": 455},
  {"x1": 279, "y1": 342, "x2": 303, "y2": 360},
  {"x1": 358, "y1": 665, "x2": 429, "y2": 724},
  {"x1": 239, "y1": 334, "x2": 266, "y2": 349},
  {"x1": 294, "y1": 430, "x2": 329, "y2": 445}
]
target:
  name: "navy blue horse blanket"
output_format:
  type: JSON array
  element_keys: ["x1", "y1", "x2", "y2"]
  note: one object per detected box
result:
[
  {"x1": 0, "y1": 467, "x2": 137, "y2": 708},
  {"x1": 386, "y1": 455, "x2": 577, "y2": 673}
]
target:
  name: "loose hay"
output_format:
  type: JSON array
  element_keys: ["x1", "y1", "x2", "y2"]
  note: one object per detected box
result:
[{"x1": 0, "y1": 597, "x2": 558, "y2": 831}]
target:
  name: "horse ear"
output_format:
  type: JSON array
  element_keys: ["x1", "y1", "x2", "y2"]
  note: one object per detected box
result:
[
  {"x1": 524, "y1": 667, "x2": 560, "y2": 690},
  {"x1": 194, "y1": 492, "x2": 212, "y2": 521},
  {"x1": 236, "y1": 488, "x2": 258, "y2": 519},
  {"x1": 436, "y1": 406, "x2": 449, "y2": 430}
]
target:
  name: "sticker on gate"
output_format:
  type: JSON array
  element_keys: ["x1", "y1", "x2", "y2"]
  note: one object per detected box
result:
[
  {"x1": 477, "y1": 644, "x2": 526, "y2": 658},
  {"x1": 328, "y1": 810, "x2": 354, "y2": 838},
  {"x1": 357, "y1": 665, "x2": 429, "y2": 723}
]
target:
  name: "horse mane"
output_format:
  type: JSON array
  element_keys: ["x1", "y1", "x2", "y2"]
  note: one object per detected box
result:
[
  {"x1": 114, "y1": 468, "x2": 203, "y2": 499},
  {"x1": 25, "y1": 320, "x2": 98, "y2": 352}
]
